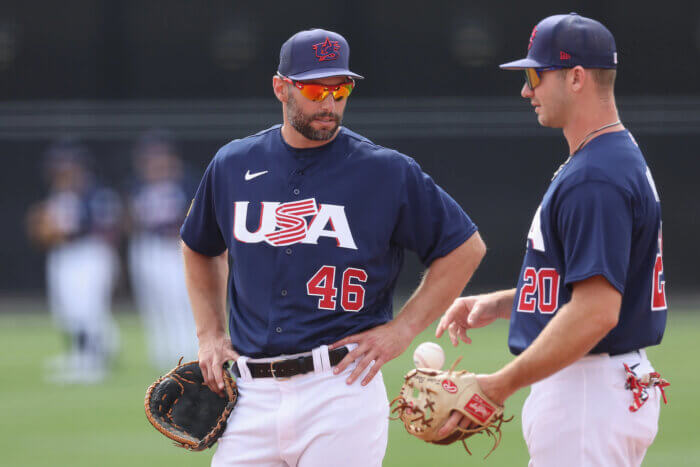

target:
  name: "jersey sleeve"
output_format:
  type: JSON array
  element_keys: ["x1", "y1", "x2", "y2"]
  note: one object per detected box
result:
[
  {"x1": 556, "y1": 181, "x2": 633, "y2": 293},
  {"x1": 391, "y1": 158, "x2": 477, "y2": 266},
  {"x1": 180, "y1": 158, "x2": 226, "y2": 256}
]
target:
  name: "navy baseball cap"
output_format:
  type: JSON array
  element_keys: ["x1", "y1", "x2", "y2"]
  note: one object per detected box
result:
[
  {"x1": 278, "y1": 28, "x2": 364, "y2": 80},
  {"x1": 500, "y1": 13, "x2": 617, "y2": 70}
]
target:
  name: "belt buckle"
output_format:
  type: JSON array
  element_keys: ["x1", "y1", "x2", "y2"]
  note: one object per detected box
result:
[{"x1": 269, "y1": 359, "x2": 290, "y2": 381}]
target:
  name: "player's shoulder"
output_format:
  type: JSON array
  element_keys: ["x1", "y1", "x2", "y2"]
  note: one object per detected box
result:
[
  {"x1": 562, "y1": 130, "x2": 647, "y2": 192},
  {"x1": 340, "y1": 127, "x2": 419, "y2": 169},
  {"x1": 212, "y1": 125, "x2": 281, "y2": 165}
]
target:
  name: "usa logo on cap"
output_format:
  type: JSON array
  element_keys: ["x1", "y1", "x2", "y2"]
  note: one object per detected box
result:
[
  {"x1": 528, "y1": 26, "x2": 537, "y2": 50},
  {"x1": 313, "y1": 37, "x2": 340, "y2": 62}
]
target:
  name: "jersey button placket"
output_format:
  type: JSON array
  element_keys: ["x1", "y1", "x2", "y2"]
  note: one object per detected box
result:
[{"x1": 291, "y1": 168, "x2": 303, "y2": 196}]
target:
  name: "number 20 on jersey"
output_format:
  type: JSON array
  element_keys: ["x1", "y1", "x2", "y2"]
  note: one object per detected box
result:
[{"x1": 517, "y1": 267, "x2": 560, "y2": 314}]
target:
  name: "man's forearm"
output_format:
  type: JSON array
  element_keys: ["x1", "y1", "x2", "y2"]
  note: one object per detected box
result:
[
  {"x1": 395, "y1": 233, "x2": 486, "y2": 336},
  {"x1": 482, "y1": 276, "x2": 621, "y2": 403},
  {"x1": 182, "y1": 242, "x2": 229, "y2": 340},
  {"x1": 489, "y1": 288, "x2": 517, "y2": 320},
  {"x1": 330, "y1": 233, "x2": 486, "y2": 386}
]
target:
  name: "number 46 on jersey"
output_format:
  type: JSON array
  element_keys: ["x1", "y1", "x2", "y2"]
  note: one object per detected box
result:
[{"x1": 307, "y1": 266, "x2": 368, "y2": 312}]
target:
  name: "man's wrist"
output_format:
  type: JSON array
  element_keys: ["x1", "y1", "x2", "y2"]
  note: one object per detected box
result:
[
  {"x1": 391, "y1": 314, "x2": 421, "y2": 343},
  {"x1": 478, "y1": 370, "x2": 518, "y2": 406},
  {"x1": 495, "y1": 289, "x2": 516, "y2": 319},
  {"x1": 197, "y1": 329, "x2": 229, "y2": 342}
]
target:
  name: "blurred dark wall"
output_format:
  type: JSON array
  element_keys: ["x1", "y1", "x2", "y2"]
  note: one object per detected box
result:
[
  {"x1": 1, "y1": 1, "x2": 698, "y2": 296},
  {"x1": 0, "y1": 1, "x2": 698, "y2": 99}
]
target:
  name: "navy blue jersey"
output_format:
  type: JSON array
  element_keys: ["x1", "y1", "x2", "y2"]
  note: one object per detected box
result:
[
  {"x1": 181, "y1": 125, "x2": 476, "y2": 358},
  {"x1": 46, "y1": 185, "x2": 122, "y2": 241},
  {"x1": 508, "y1": 130, "x2": 667, "y2": 356},
  {"x1": 129, "y1": 180, "x2": 194, "y2": 236}
]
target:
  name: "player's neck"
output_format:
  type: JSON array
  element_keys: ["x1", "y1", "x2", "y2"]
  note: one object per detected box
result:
[
  {"x1": 280, "y1": 123, "x2": 341, "y2": 150},
  {"x1": 563, "y1": 102, "x2": 622, "y2": 155}
]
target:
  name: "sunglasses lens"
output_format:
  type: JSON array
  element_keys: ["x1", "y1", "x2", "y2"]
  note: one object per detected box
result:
[
  {"x1": 299, "y1": 84, "x2": 328, "y2": 101},
  {"x1": 525, "y1": 68, "x2": 541, "y2": 89},
  {"x1": 332, "y1": 83, "x2": 353, "y2": 101}
]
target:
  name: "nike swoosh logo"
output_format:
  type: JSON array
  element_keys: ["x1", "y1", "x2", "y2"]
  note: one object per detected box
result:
[{"x1": 245, "y1": 170, "x2": 268, "y2": 181}]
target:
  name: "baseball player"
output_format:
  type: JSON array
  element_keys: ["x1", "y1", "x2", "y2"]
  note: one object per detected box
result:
[
  {"x1": 435, "y1": 14, "x2": 668, "y2": 466},
  {"x1": 127, "y1": 130, "x2": 199, "y2": 370},
  {"x1": 26, "y1": 138, "x2": 122, "y2": 384},
  {"x1": 180, "y1": 28, "x2": 486, "y2": 466}
]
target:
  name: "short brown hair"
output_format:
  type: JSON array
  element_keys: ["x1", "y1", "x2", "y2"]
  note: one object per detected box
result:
[
  {"x1": 556, "y1": 68, "x2": 616, "y2": 94},
  {"x1": 590, "y1": 68, "x2": 616, "y2": 90}
]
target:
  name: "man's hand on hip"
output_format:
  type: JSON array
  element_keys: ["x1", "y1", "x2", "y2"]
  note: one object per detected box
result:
[{"x1": 330, "y1": 320, "x2": 414, "y2": 386}]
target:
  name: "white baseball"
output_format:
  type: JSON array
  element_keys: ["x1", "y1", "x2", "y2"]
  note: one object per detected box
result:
[{"x1": 413, "y1": 342, "x2": 445, "y2": 370}]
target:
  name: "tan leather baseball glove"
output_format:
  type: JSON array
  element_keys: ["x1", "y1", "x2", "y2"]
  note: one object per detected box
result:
[{"x1": 390, "y1": 358, "x2": 511, "y2": 457}]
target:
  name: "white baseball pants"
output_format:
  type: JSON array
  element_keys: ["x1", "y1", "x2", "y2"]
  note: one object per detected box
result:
[
  {"x1": 46, "y1": 237, "x2": 119, "y2": 357},
  {"x1": 212, "y1": 345, "x2": 389, "y2": 467},
  {"x1": 129, "y1": 234, "x2": 198, "y2": 369},
  {"x1": 523, "y1": 349, "x2": 661, "y2": 467}
]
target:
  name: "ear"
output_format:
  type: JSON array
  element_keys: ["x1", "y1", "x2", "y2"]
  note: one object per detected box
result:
[
  {"x1": 272, "y1": 75, "x2": 288, "y2": 103},
  {"x1": 569, "y1": 66, "x2": 586, "y2": 93}
]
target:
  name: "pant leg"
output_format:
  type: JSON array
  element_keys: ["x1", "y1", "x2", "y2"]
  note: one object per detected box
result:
[
  {"x1": 159, "y1": 237, "x2": 198, "y2": 363},
  {"x1": 47, "y1": 247, "x2": 70, "y2": 331},
  {"x1": 602, "y1": 352, "x2": 661, "y2": 466},
  {"x1": 130, "y1": 235, "x2": 174, "y2": 369},
  {"x1": 211, "y1": 364, "x2": 288, "y2": 467},
  {"x1": 75, "y1": 239, "x2": 118, "y2": 359},
  {"x1": 288, "y1": 362, "x2": 389, "y2": 467},
  {"x1": 49, "y1": 240, "x2": 117, "y2": 353},
  {"x1": 523, "y1": 352, "x2": 661, "y2": 467}
]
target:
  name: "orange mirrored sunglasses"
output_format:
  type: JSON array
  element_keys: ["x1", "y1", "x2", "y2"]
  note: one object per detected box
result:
[
  {"x1": 277, "y1": 72, "x2": 354, "y2": 102},
  {"x1": 524, "y1": 66, "x2": 566, "y2": 89}
]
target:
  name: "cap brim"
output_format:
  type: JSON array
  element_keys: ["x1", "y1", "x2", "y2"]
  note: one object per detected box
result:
[
  {"x1": 286, "y1": 68, "x2": 364, "y2": 80},
  {"x1": 499, "y1": 58, "x2": 549, "y2": 69}
]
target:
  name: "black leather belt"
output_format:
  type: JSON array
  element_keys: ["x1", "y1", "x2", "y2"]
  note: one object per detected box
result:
[
  {"x1": 231, "y1": 346, "x2": 349, "y2": 379},
  {"x1": 591, "y1": 349, "x2": 641, "y2": 357},
  {"x1": 609, "y1": 349, "x2": 641, "y2": 357}
]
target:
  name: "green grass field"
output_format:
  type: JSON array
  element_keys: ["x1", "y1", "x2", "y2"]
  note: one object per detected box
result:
[{"x1": 1, "y1": 307, "x2": 698, "y2": 466}]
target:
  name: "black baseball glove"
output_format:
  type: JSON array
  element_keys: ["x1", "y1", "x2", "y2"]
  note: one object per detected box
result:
[{"x1": 144, "y1": 359, "x2": 238, "y2": 451}]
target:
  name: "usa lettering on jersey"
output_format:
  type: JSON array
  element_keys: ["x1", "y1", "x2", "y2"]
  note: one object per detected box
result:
[
  {"x1": 527, "y1": 205, "x2": 545, "y2": 252},
  {"x1": 233, "y1": 198, "x2": 358, "y2": 249}
]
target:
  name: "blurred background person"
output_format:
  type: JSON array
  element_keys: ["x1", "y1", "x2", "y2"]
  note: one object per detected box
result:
[
  {"x1": 26, "y1": 138, "x2": 122, "y2": 384},
  {"x1": 126, "y1": 130, "x2": 199, "y2": 371}
]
